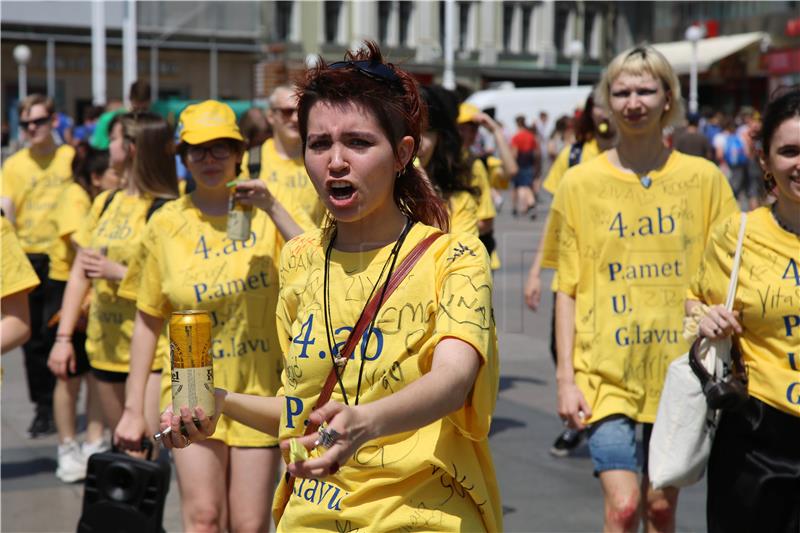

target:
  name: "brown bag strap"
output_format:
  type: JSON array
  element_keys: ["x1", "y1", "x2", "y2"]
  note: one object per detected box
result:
[{"x1": 279, "y1": 231, "x2": 443, "y2": 516}]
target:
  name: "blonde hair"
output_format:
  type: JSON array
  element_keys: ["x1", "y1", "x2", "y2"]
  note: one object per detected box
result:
[{"x1": 597, "y1": 45, "x2": 684, "y2": 128}]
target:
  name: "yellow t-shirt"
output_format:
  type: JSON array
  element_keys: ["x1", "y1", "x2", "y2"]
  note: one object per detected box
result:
[
  {"x1": 689, "y1": 208, "x2": 800, "y2": 417},
  {"x1": 486, "y1": 155, "x2": 508, "y2": 190},
  {"x1": 1, "y1": 217, "x2": 40, "y2": 297},
  {"x1": 48, "y1": 183, "x2": 91, "y2": 281},
  {"x1": 1, "y1": 145, "x2": 75, "y2": 254},
  {"x1": 469, "y1": 158, "x2": 496, "y2": 222},
  {"x1": 542, "y1": 138, "x2": 601, "y2": 195},
  {"x1": 542, "y1": 151, "x2": 738, "y2": 424},
  {"x1": 119, "y1": 195, "x2": 283, "y2": 447},
  {"x1": 242, "y1": 139, "x2": 324, "y2": 231},
  {"x1": 73, "y1": 190, "x2": 168, "y2": 373},
  {"x1": 448, "y1": 190, "x2": 479, "y2": 237},
  {"x1": 274, "y1": 224, "x2": 501, "y2": 532}
]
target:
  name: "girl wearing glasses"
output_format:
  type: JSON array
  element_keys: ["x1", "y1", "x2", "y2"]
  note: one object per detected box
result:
[
  {"x1": 50, "y1": 113, "x2": 177, "y2": 455},
  {"x1": 541, "y1": 46, "x2": 738, "y2": 531},
  {"x1": 115, "y1": 100, "x2": 303, "y2": 532},
  {"x1": 159, "y1": 43, "x2": 502, "y2": 532}
]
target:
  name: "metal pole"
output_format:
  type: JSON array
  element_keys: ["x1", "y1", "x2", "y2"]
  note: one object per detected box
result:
[
  {"x1": 442, "y1": 0, "x2": 455, "y2": 90},
  {"x1": 689, "y1": 40, "x2": 698, "y2": 114},
  {"x1": 46, "y1": 39, "x2": 56, "y2": 98},
  {"x1": 210, "y1": 40, "x2": 218, "y2": 100},
  {"x1": 91, "y1": 0, "x2": 106, "y2": 106},
  {"x1": 150, "y1": 45, "x2": 158, "y2": 103},
  {"x1": 18, "y1": 64, "x2": 28, "y2": 100},
  {"x1": 123, "y1": 0, "x2": 137, "y2": 105}
]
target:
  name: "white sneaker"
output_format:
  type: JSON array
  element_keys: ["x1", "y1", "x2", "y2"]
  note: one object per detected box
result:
[
  {"x1": 81, "y1": 438, "x2": 110, "y2": 459},
  {"x1": 56, "y1": 440, "x2": 87, "y2": 483}
]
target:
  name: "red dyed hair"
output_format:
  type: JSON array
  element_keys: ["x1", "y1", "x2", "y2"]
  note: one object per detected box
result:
[{"x1": 296, "y1": 41, "x2": 449, "y2": 232}]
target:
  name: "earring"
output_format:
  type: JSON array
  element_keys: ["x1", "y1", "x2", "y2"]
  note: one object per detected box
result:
[
  {"x1": 764, "y1": 172, "x2": 777, "y2": 191},
  {"x1": 396, "y1": 170, "x2": 402, "y2": 179}
]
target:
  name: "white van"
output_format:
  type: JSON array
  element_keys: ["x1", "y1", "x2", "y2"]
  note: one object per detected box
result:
[{"x1": 466, "y1": 85, "x2": 593, "y2": 133}]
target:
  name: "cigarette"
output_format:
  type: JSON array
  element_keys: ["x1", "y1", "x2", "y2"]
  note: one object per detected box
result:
[{"x1": 154, "y1": 426, "x2": 172, "y2": 441}]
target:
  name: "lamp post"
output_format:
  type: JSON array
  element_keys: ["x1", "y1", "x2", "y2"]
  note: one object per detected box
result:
[
  {"x1": 566, "y1": 39, "x2": 584, "y2": 88},
  {"x1": 13, "y1": 44, "x2": 31, "y2": 100},
  {"x1": 685, "y1": 24, "x2": 705, "y2": 115}
]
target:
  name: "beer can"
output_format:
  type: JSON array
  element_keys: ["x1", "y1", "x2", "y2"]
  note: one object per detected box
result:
[
  {"x1": 169, "y1": 311, "x2": 214, "y2": 420},
  {"x1": 226, "y1": 192, "x2": 253, "y2": 241}
]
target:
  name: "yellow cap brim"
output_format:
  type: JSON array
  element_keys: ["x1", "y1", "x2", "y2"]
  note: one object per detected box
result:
[{"x1": 181, "y1": 129, "x2": 244, "y2": 145}]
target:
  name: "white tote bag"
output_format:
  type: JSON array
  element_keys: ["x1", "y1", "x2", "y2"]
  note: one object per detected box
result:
[{"x1": 648, "y1": 213, "x2": 746, "y2": 490}]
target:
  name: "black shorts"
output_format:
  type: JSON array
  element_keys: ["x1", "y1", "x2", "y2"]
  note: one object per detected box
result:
[
  {"x1": 91, "y1": 368, "x2": 161, "y2": 383},
  {"x1": 707, "y1": 397, "x2": 800, "y2": 532}
]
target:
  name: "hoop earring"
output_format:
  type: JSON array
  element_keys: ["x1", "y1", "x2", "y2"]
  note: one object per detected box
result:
[
  {"x1": 764, "y1": 172, "x2": 777, "y2": 191},
  {"x1": 395, "y1": 170, "x2": 402, "y2": 180}
]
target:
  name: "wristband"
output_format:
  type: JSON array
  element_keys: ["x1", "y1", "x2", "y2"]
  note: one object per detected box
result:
[{"x1": 55, "y1": 333, "x2": 72, "y2": 341}]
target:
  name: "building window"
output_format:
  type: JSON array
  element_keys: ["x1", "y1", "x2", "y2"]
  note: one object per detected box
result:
[
  {"x1": 325, "y1": 1, "x2": 343, "y2": 43},
  {"x1": 398, "y1": 1, "x2": 413, "y2": 46},
  {"x1": 521, "y1": 3, "x2": 533, "y2": 53},
  {"x1": 503, "y1": 2, "x2": 515, "y2": 51},
  {"x1": 379, "y1": 1, "x2": 392, "y2": 44},
  {"x1": 458, "y1": 1, "x2": 470, "y2": 50},
  {"x1": 276, "y1": 1, "x2": 293, "y2": 41}
]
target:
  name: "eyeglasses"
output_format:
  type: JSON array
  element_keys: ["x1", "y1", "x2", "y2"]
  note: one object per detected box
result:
[
  {"x1": 270, "y1": 106, "x2": 297, "y2": 120},
  {"x1": 329, "y1": 60, "x2": 404, "y2": 92},
  {"x1": 186, "y1": 142, "x2": 233, "y2": 163},
  {"x1": 20, "y1": 115, "x2": 52, "y2": 129}
]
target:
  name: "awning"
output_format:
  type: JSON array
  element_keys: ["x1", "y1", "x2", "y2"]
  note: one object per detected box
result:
[{"x1": 651, "y1": 31, "x2": 768, "y2": 75}]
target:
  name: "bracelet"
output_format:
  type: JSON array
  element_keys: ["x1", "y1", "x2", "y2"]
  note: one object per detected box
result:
[{"x1": 55, "y1": 333, "x2": 72, "y2": 341}]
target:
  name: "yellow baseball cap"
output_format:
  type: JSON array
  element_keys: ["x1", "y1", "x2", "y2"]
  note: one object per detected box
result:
[
  {"x1": 457, "y1": 103, "x2": 481, "y2": 124},
  {"x1": 178, "y1": 100, "x2": 244, "y2": 145}
]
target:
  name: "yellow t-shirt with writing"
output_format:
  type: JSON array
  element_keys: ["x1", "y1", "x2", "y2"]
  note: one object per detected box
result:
[
  {"x1": 542, "y1": 139, "x2": 601, "y2": 195},
  {"x1": 73, "y1": 190, "x2": 168, "y2": 373},
  {"x1": 48, "y1": 183, "x2": 91, "y2": 281},
  {"x1": 242, "y1": 139, "x2": 324, "y2": 231},
  {"x1": 448, "y1": 190, "x2": 479, "y2": 237},
  {"x1": 274, "y1": 224, "x2": 501, "y2": 532},
  {"x1": 542, "y1": 151, "x2": 738, "y2": 423},
  {"x1": 1, "y1": 145, "x2": 75, "y2": 254},
  {"x1": 469, "y1": 158, "x2": 496, "y2": 222},
  {"x1": 1, "y1": 217, "x2": 40, "y2": 297},
  {"x1": 119, "y1": 195, "x2": 283, "y2": 447},
  {"x1": 689, "y1": 208, "x2": 800, "y2": 417}
]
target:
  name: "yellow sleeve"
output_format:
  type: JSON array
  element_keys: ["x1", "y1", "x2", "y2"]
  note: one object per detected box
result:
[
  {"x1": 470, "y1": 159, "x2": 496, "y2": 221},
  {"x1": 126, "y1": 216, "x2": 170, "y2": 318},
  {"x1": 551, "y1": 183, "x2": 580, "y2": 297},
  {"x1": 447, "y1": 192, "x2": 479, "y2": 237},
  {"x1": 708, "y1": 167, "x2": 740, "y2": 234},
  {"x1": 428, "y1": 233, "x2": 499, "y2": 440},
  {"x1": 56, "y1": 185, "x2": 92, "y2": 238},
  {"x1": 1, "y1": 218, "x2": 40, "y2": 297},
  {"x1": 542, "y1": 145, "x2": 570, "y2": 195},
  {"x1": 688, "y1": 213, "x2": 739, "y2": 304},
  {"x1": 73, "y1": 190, "x2": 112, "y2": 249},
  {"x1": 1, "y1": 155, "x2": 25, "y2": 210}
]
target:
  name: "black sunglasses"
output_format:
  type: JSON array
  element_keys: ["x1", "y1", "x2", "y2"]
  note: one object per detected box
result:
[
  {"x1": 20, "y1": 115, "x2": 52, "y2": 128},
  {"x1": 270, "y1": 106, "x2": 297, "y2": 120},
  {"x1": 329, "y1": 60, "x2": 404, "y2": 92}
]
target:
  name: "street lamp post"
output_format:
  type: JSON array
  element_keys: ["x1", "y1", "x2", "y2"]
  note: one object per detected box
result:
[
  {"x1": 13, "y1": 44, "x2": 31, "y2": 100},
  {"x1": 566, "y1": 40, "x2": 584, "y2": 88},
  {"x1": 685, "y1": 24, "x2": 706, "y2": 115}
]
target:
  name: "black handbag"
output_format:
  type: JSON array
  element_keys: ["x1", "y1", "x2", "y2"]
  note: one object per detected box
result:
[{"x1": 77, "y1": 439, "x2": 171, "y2": 533}]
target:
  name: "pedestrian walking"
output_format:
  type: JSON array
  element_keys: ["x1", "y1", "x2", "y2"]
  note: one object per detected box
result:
[
  {"x1": 542, "y1": 46, "x2": 738, "y2": 531},
  {"x1": 159, "y1": 42, "x2": 502, "y2": 532},
  {"x1": 686, "y1": 87, "x2": 800, "y2": 533},
  {"x1": 115, "y1": 100, "x2": 303, "y2": 532}
]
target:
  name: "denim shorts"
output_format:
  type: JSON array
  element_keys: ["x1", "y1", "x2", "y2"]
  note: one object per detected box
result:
[{"x1": 587, "y1": 415, "x2": 653, "y2": 476}]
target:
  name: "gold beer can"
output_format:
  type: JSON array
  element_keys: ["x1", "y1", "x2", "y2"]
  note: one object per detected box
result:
[
  {"x1": 226, "y1": 192, "x2": 253, "y2": 241},
  {"x1": 169, "y1": 311, "x2": 214, "y2": 418}
]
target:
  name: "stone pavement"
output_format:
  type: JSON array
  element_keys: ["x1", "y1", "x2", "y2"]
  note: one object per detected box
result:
[{"x1": 1, "y1": 190, "x2": 707, "y2": 532}]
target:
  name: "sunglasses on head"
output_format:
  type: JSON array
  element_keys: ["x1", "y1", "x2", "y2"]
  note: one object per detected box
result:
[
  {"x1": 328, "y1": 60, "x2": 404, "y2": 92},
  {"x1": 20, "y1": 115, "x2": 52, "y2": 128},
  {"x1": 271, "y1": 106, "x2": 297, "y2": 120}
]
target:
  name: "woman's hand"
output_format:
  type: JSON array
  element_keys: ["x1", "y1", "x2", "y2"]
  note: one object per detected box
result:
[
  {"x1": 114, "y1": 407, "x2": 149, "y2": 451},
  {"x1": 524, "y1": 271, "x2": 542, "y2": 311},
  {"x1": 79, "y1": 248, "x2": 126, "y2": 281},
  {"x1": 699, "y1": 304, "x2": 742, "y2": 340},
  {"x1": 158, "y1": 388, "x2": 226, "y2": 450},
  {"x1": 557, "y1": 380, "x2": 591, "y2": 430},
  {"x1": 233, "y1": 179, "x2": 274, "y2": 212},
  {"x1": 281, "y1": 401, "x2": 375, "y2": 479},
  {"x1": 47, "y1": 340, "x2": 76, "y2": 379}
]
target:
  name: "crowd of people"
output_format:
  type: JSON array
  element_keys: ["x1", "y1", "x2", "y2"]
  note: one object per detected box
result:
[{"x1": 1, "y1": 40, "x2": 798, "y2": 532}]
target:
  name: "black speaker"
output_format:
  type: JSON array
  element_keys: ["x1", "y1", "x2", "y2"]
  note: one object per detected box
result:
[{"x1": 77, "y1": 442, "x2": 171, "y2": 533}]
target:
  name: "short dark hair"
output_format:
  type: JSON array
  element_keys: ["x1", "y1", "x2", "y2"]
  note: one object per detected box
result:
[
  {"x1": 129, "y1": 80, "x2": 151, "y2": 103},
  {"x1": 760, "y1": 86, "x2": 800, "y2": 156}
]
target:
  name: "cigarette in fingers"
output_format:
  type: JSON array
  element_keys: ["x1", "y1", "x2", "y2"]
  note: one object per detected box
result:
[{"x1": 154, "y1": 426, "x2": 172, "y2": 441}]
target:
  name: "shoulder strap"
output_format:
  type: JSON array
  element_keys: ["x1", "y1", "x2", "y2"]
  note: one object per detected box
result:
[
  {"x1": 247, "y1": 145, "x2": 262, "y2": 178},
  {"x1": 568, "y1": 142, "x2": 584, "y2": 168},
  {"x1": 146, "y1": 197, "x2": 171, "y2": 221},
  {"x1": 724, "y1": 212, "x2": 747, "y2": 312},
  {"x1": 98, "y1": 189, "x2": 120, "y2": 219}
]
